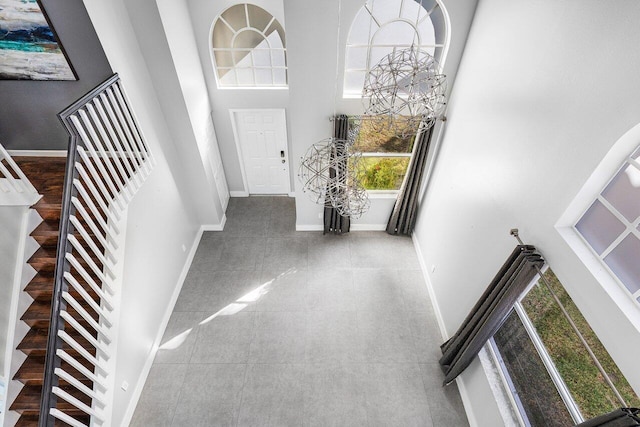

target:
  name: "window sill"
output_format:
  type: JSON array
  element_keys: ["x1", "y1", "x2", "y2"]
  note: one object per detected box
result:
[
  {"x1": 556, "y1": 226, "x2": 640, "y2": 333},
  {"x1": 216, "y1": 86, "x2": 289, "y2": 90},
  {"x1": 367, "y1": 191, "x2": 399, "y2": 199},
  {"x1": 479, "y1": 344, "x2": 527, "y2": 427}
]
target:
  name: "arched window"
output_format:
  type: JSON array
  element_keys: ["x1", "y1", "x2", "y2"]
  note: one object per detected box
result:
[
  {"x1": 344, "y1": 0, "x2": 448, "y2": 97},
  {"x1": 211, "y1": 4, "x2": 287, "y2": 88},
  {"x1": 574, "y1": 142, "x2": 640, "y2": 306},
  {"x1": 557, "y1": 124, "x2": 640, "y2": 325}
]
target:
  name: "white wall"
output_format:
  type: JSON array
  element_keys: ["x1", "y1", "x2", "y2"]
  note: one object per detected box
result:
[
  {"x1": 154, "y1": 0, "x2": 228, "y2": 220},
  {"x1": 186, "y1": 0, "x2": 478, "y2": 228},
  {"x1": 81, "y1": 1, "x2": 208, "y2": 424},
  {"x1": 413, "y1": 0, "x2": 640, "y2": 424},
  {"x1": 0, "y1": 206, "x2": 28, "y2": 423},
  {"x1": 0, "y1": 208, "x2": 24, "y2": 377},
  {"x1": 127, "y1": 0, "x2": 228, "y2": 227},
  {"x1": 187, "y1": 0, "x2": 289, "y2": 194}
]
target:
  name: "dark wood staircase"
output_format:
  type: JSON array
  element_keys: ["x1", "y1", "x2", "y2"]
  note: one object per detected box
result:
[{"x1": 9, "y1": 157, "x2": 92, "y2": 427}]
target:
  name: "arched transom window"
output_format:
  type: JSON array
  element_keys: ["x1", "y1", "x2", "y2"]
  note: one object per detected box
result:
[
  {"x1": 344, "y1": 0, "x2": 448, "y2": 97},
  {"x1": 211, "y1": 4, "x2": 287, "y2": 88}
]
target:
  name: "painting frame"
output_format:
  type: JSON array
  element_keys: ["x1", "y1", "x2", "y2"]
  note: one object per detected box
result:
[{"x1": 0, "y1": 0, "x2": 78, "y2": 81}]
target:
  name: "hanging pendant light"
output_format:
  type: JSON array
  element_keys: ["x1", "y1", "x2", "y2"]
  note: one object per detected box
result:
[
  {"x1": 297, "y1": 0, "x2": 370, "y2": 219},
  {"x1": 363, "y1": 46, "x2": 447, "y2": 137},
  {"x1": 298, "y1": 136, "x2": 370, "y2": 219}
]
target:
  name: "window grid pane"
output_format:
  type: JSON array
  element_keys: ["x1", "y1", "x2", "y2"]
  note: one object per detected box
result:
[
  {"x1": 211, "y1": 4, "x2": 288, "y2": 88},
  {"x1": 604, "y1": 234, "x2": 640, "y2": 295},
  {"x1": 355, "y1": 156, "x2": 411, "y2": 190},
  {"x1": 576, "y1": 199, "x2": 626, "y2": 255},
  {"x1": 344, "y1": 0, "x2": 444, "y2": 97},
  {"x1": 574, "y1": 142, "x2": 640, "y2": 308},
  {"x1": 601, "y1": 162, "x2": 640, "y2": 222}
]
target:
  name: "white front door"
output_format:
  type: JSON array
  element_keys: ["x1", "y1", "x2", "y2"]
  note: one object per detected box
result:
[{"x1": 233, "y1": 109, "x2": 290, "y2": 194}]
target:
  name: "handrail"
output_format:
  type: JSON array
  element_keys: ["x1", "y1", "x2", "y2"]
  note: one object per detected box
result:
[
  {"x1": 0, "y1": 143, "x2": 41, "y2": 206},
  {"x1": 39, "y1": 73, "x2": 154, "y2": 426}
]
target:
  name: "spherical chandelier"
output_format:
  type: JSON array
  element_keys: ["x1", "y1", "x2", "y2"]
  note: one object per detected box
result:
[
  {"x1": 298, "y1": 137, "x2": 370, "y2": 219},
  {"x1": 363, "y1": 46, "x2": 447, "y2": 136}
]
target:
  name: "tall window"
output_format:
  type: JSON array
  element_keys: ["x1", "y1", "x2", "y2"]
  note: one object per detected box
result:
[
  {"x1": 491, "y1": 269, "x2": 640, "y2": 425},
  {"x1": 574, "y1": 145, "x2": 640, "y2": 306},
  {"x1": 211, "y1": 4, "x2": 287, "y2": 88},
  {"x1": 344, "y1": 0, "x2": 447, "y2": 97},
  {"x1": 350, "y1": 116, "x2": 415, "y2": 191}
]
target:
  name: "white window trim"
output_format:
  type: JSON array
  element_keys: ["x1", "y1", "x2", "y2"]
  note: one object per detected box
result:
[
  {"x1": 343, "y1": 0, "x2": 451, "y2": 98},
  {"x1": 210, "y1": 4, "x2": 288, "y2": 89},
  {"x1": 367, "y1": 190, "x2": 400, "y2": 198},
  {"x1": 556, "y1": 123, "x2": 640, "y2": 333}
]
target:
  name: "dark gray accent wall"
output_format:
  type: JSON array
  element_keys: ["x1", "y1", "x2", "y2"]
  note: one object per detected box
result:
[{"x1": 0, "y1": 0, "x2": 112, "y2": 150}]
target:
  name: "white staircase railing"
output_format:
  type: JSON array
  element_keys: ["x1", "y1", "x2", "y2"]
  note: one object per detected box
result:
[
  {"x1": 40, "y1": 73, "x2": 155, "y2": 427},
  {"x1": 0, "y1": 144, "x2": 40, "y2": 206}
]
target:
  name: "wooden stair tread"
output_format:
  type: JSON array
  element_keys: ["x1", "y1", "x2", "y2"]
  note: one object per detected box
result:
[
  {"x1": 23, "y1": 280, "x2": 54, "y2": 299},
  {"x1": 13, "y1": 355, "x2": 45, "y2": 384},
  {"x1": 31, "y1": 222, "x2": 60, "y2": 247},
  {"x1": 32, "y1": 203, "x2": 62, "y2": 222},
  {"x1": 17, "y1": 328, "x2": 96, "y2": 356},
  {"x1": 28, "y1": 270, "x2": 55, "y2": 283},
  {"x1": 10, "y1": 384, "x2": 92, "y2": 413},
  {"x1": 14, "y1": 413, "x2": 39, "y2": 427},
  {"x1": 14, "y1": 412, "x2": 91, "y2": 426},
  {"x1": 22, "y1": 295, "x2": 100, "y2": 330},
  {"x1": 28, "y1": 248, "x2": 105, "y2": 278},
  {"x1": 20, "y1": 297, "x2": 52, "y2": 327},
  {"x1": 24, "y1": 279, "x2": 100, "y2": 303},
  {"x1": 13, "y1": 157, "x2": 67, "y2": 205},
  {"x1": 15, "y1": 354, "x2": 95, "y2": 386},
  {"x1": 17, "y1": 328, "x2": 50, "y2": 354},
  {"x1": 10, "y1": 385, "x2": 42, "y2": 412},
  {"x1": 28, "y1": 246, "x2": 58, "y2": 263}
]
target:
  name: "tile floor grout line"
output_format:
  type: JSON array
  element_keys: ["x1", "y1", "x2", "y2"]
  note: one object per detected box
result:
[
  {"x1": 233, "y1": 362, "x2": 251, "y2": 427},
  {"x1": 132, "y1": 197, "x2": 468, "y2": 426},
  {"x1": 167, "y1": 363, "x2": 190, "y2": 427}
]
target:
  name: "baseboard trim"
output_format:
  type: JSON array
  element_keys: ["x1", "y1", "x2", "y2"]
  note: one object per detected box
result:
[
  {"x1": 296, "y1": 224, "x2": 323, "y2": 231},
  {"x1": 201, "y1": 214, "x2": 226, "y2": 231},
  {"x1": 350, "y1": 224, "x2": 386, "y2": 231},
  {"x1": 455, "y1": 375, "x2": 480, "y2": 427},
  {"x1": 229, "y1": 191, "x2": 249, "y2": 197},
  {"x1": 120, "y1": 227, "x2": 204, "y2": 427},
  {"x1": 6, "y1": 150, "x2": 67, "y2": 157},
  {"x1": 411, "y1": 234, "x2": 477, "y2": 427},
  {"x1": 295, "y1": 223, "x2": 388, "y2": 232},
  {"x1": 411, "y1": 234, "x2": 449, "y2": 340},
  {"x1": 288, "y1": 192, "x2": 295, "y2": 197}
]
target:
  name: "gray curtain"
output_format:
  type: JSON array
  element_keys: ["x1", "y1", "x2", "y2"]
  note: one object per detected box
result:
[
  {"x1": 386, "y1": 124, "x2": 435, "y2": 236},
  {"x1": 577, "y1": 408, "x2": 640, "y2": 426},
  {"x1": 439, "y1": 245, "x2": 544, "y2": 385},
  {"x1": 324, "y1": 114, "x2": 350, "y2": 234}
]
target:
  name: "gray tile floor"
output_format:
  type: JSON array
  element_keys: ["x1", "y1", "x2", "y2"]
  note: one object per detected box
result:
[{"x1": 131, "y1": 197, "x2": 468, "y2": 427}]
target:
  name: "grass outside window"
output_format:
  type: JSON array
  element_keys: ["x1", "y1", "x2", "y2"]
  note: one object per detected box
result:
[
  {"x1": 521, "y1": 270, "x2": 640, "y2": 420},
  {"x1": 350, "y1": 116, "x2": 415, "y2": 191},
  {"x1": 493, "y1": 269, "x2": 640, "y2": 426}
]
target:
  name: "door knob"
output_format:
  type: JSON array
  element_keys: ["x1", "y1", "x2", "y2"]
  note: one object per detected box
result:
[
  {"x1": 280, "y1": 150, "x2": 285, "y2": 157},
  {"x1": 282, "y1": 159, "x2": 286, "y2": 164}
]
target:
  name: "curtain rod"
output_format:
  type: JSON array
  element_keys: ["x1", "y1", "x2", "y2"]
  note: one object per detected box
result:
[
  {"x1": 329, "y1": 115, "x2": 447, "y2": 122},
  {"x1": 509, "y1": 228, "x2": 628, "y2": 408}
]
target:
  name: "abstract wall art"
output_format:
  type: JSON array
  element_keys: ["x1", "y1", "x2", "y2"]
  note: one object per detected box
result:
[{"x1": 0, "y1": 0, "x2": 76, "y2": 80}]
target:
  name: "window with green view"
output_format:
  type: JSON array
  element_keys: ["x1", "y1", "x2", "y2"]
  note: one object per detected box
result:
[
  {"x1": 491, "y1": 269, "x2": 640, "y2": 425},
  {"x1": 351, "y1": 117, "x2": 415, "y2": 191}
]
